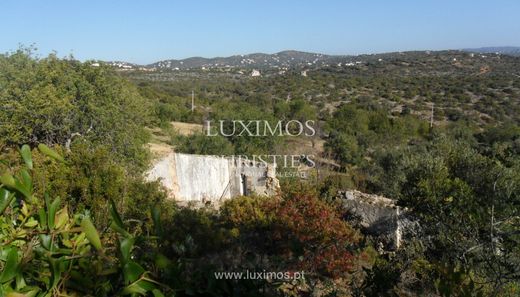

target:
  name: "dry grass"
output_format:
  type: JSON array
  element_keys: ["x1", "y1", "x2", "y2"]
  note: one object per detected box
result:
[
  {"x1": 147, "y1": 142, "x2": 173, "y2": 159},
  {"x1": 146, "y1": 121, "x2": 203, "y2": 159},
  {"x1": 170, "y1": 121, "x2": 203, "y2": 136}
]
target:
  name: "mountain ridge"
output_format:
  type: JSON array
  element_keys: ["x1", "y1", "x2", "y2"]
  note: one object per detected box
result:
[
  {"x1": 462, "y1": 46, "x2": 520, "y2": 56},
  {"x1": 147, "y1": 50, "x2": 343, "y2": 70},
  {"x1": 104, "y1": 47, "x2": 520, "y2": 70}
]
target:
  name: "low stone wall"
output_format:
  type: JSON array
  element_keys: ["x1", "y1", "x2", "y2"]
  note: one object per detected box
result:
[
  {"x1": 146, "y1": 153, "x2": 279, "y2": 203},
  {"x1": 338, "y1": 190, "x2": 414, "y2": 251}
]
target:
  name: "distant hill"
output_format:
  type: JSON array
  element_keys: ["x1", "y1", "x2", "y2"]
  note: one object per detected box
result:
[
  {"x1": 103, "y1": 47, "x2": 520, "y2": 71},
  {"x1": 147, "y1": 50, "x2": 347, "y2": 70},
  {"x1": 462, "y1": 46, "x2": 520, "y2": 56}
]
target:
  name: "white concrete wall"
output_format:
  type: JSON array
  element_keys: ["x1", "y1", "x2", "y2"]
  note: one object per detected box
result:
[
  {"x1": 146, "y1": 153, "x2": 278, "y2": 203},
  {"x1": 145, "y1": 153, "x2": 178, "y2": 195},
  {"x1": 174, "y1": 154, "x2": 231, "y2": 202}
]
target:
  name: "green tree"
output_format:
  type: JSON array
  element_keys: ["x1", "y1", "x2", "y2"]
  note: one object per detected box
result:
[{"x1": 0, "y1": 48, "x2": 151, "y2": 168}]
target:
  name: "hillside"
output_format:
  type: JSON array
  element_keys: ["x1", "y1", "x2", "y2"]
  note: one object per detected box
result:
[
  {"x1": 127, "y1": 50, "x2": 520, "y2": 127},
  {"x1": 104, "y1": 47, "x2": 520, "y2": 72},
  {"x1": 463, "y1": 46, "x2": 520, "y2": 56},
  {"x1": 148, "y1": 50, "x2": 343, "y2": 70}
]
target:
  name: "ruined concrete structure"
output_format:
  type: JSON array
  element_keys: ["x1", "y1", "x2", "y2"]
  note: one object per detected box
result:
[
  {"x1": 338, "y1": 190, "x2": 415, "y2": 251},
  {"x1": 146, "y1": 151, "x2": 414, "y2": 250},
  {"x1": 146, "y1": 153, "x2": 280, "y2": 203}
]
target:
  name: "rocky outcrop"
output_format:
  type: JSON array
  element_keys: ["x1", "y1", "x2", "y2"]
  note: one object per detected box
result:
[{"x1": 337, "y1": 190, "x2": 416, "y2": 251}]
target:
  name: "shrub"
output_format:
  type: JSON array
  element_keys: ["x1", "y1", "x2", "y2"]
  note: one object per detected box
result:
[
  {"x1": 0, "y1": 48, "x2": 151, "y2": 168},
  {"x1": 0, "y1": 145, "x2": 166, "y2": 296}
]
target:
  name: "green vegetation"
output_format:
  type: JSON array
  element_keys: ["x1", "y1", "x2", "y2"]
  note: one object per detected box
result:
[
  {"x1": 1, "y1": 48, "x2": 520, "y2": 296},
  {"x1": 0, "y1": 47, "x2": 152, "y2": 168},
  {"x1": 0, "y1": 145, "x2": 165, "y2": 296}
]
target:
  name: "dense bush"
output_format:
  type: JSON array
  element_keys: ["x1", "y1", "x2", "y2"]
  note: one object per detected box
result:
[
  {"x1": 357, "y1": 133, "x2": 520, "y2": 295},
  {"x1": 0, "y1": 48, "x2": 151, "y2": 168},
  {"x1": 0, "y1": 145, "x2": 166, "y2": 296},
  {"x1": 217, "y1": 193, "x2": 373, "y2": 294},
  {"x1": 173, "y1": 134, "x2": 234, "y2": 155},
  {"x1": 0, "y1": 143, "x2": 167, "y2": 230}
]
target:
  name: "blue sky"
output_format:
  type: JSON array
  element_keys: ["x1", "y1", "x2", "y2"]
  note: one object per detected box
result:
[{"x1": 1, "y1": 0, "x2": 519, "y2": 64}]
